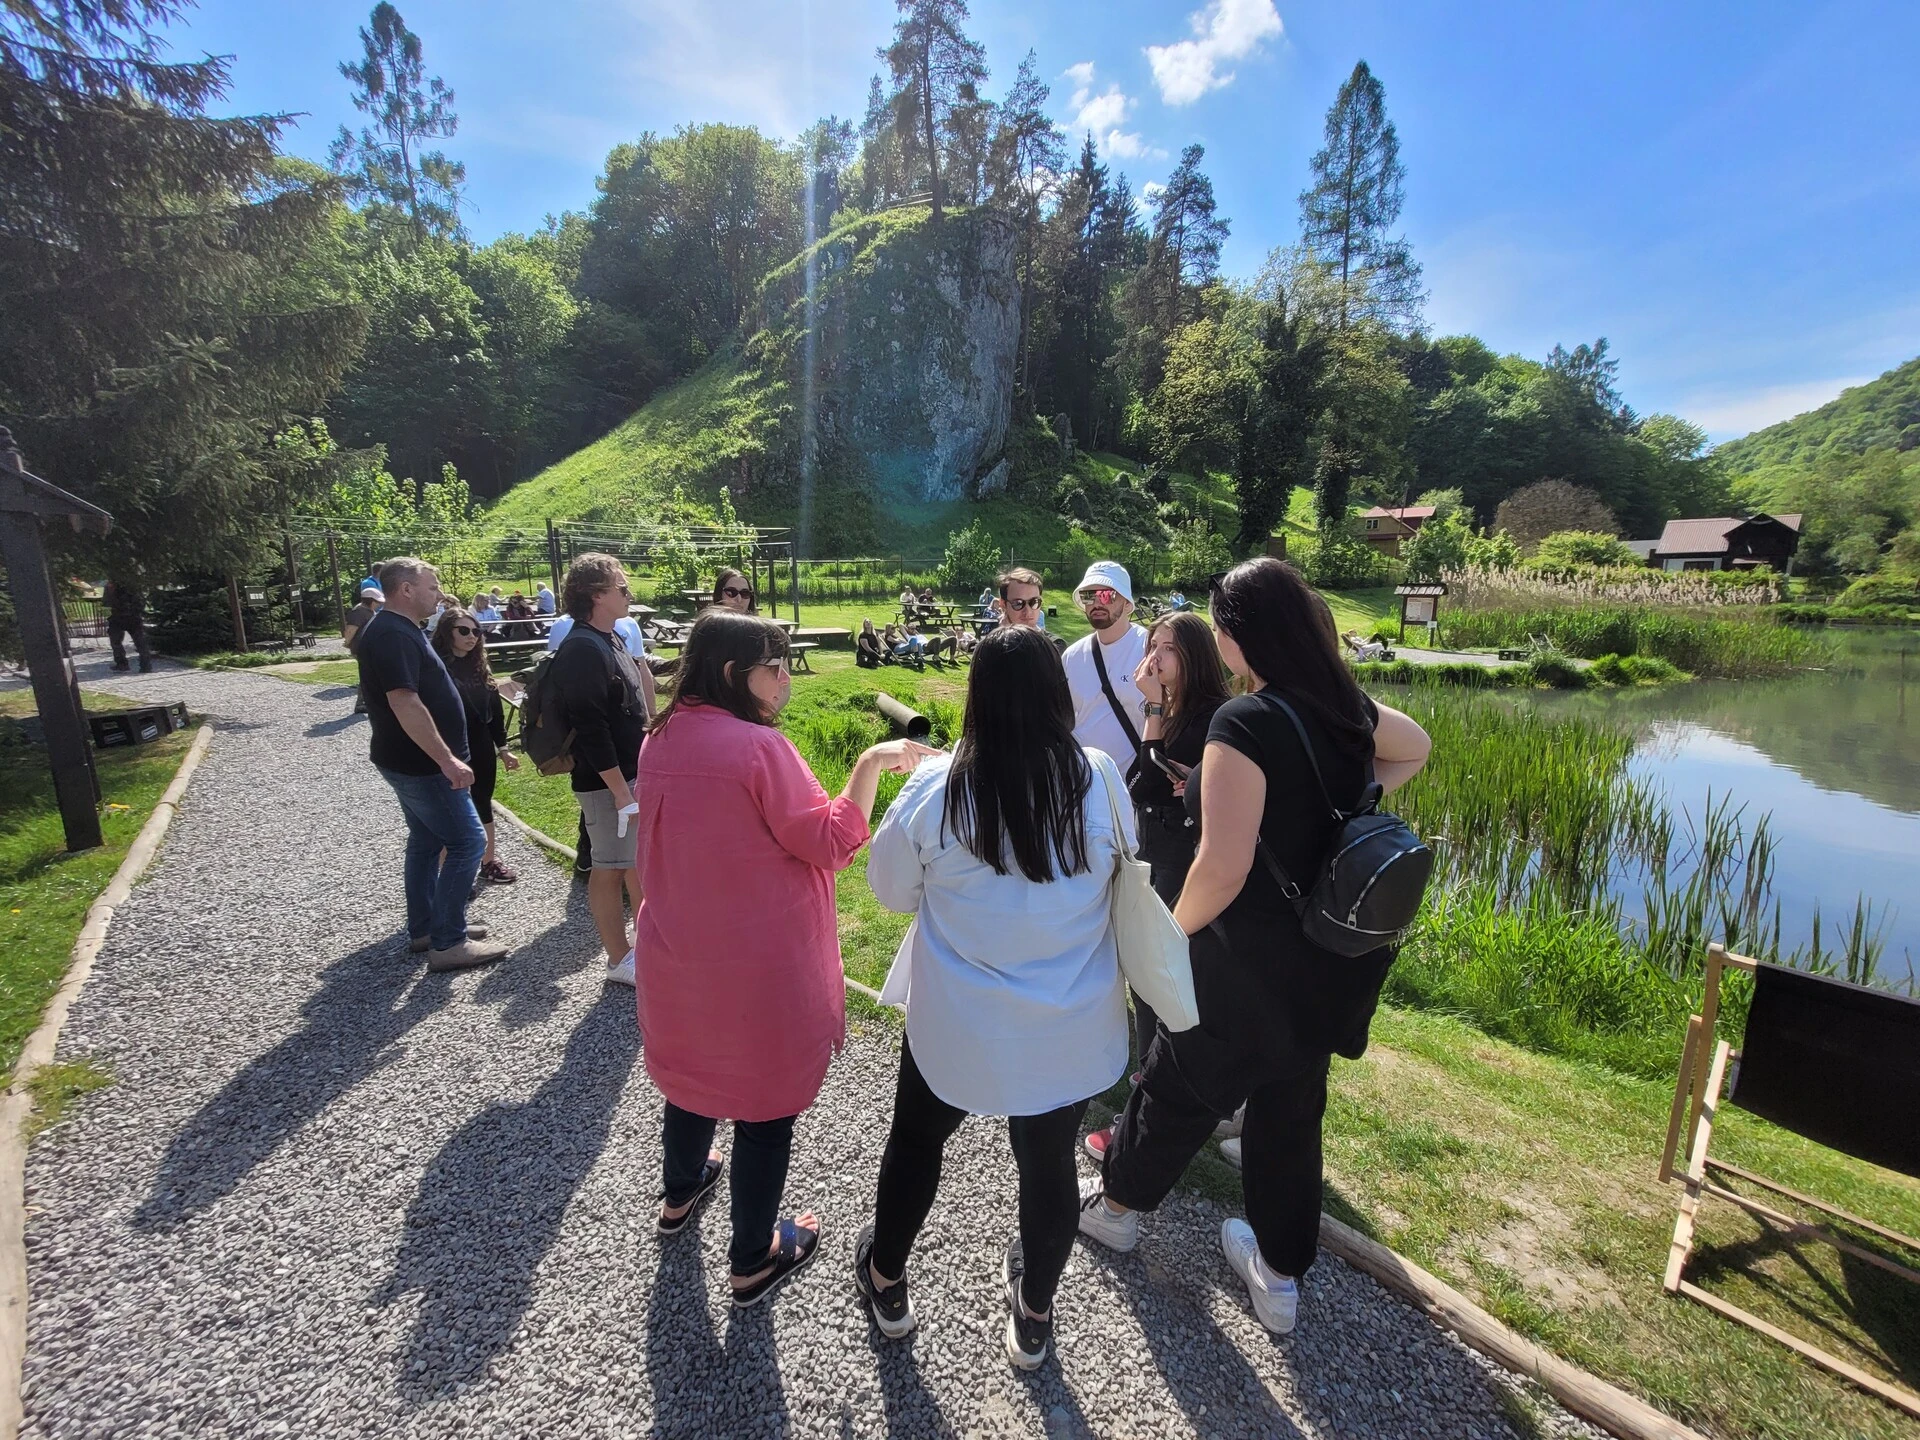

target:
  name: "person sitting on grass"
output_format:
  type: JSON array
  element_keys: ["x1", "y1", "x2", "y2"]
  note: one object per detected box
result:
[
  {"x1": 432, "y1": 607, "x2": 520, "y2": 886},
  {"x1": 633, "y1": 611, "x2": 936, "y2": 1309},
  {"x1": 856, "y1": 618, "x2": 885, "y2": 669}
]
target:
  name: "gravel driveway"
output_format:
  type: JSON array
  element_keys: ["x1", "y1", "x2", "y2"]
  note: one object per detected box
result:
[{"x1": 19, "y1": 656, "x2": 1604, "y2": 1439}]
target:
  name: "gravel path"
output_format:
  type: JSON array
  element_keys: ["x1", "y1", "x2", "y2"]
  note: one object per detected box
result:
[{"x1": 20, "y1": 655, "x2": 1607, "y2": 1440}]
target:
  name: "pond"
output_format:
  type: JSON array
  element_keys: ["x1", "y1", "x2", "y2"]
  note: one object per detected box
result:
[{"x1": 1534, "y1": 630, "x2": 1919, "y2": 988}]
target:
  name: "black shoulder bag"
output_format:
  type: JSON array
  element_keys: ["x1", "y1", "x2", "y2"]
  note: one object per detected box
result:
[
  {"x1": 1246, "y1": 691, "x2": 1434, "y2": 958},
  {"x1": 1090, "y1": 635, "x2": 1143, "y2": 781}
]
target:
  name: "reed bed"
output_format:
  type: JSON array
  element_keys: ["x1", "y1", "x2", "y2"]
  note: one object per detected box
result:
[
  {"x1": 1438, "y1": 604, "x2": 1828, "y2": 678},
  {"x1": 1382, "y1": 688, "x2": 1901, "y2": 1078}
]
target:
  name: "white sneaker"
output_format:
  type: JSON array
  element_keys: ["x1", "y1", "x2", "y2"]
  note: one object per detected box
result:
[
  {"x1": 1076, "y1": 1176, "x2": 1139, "y2": 1253},
  {"x1": 1219, "y1": 1136, "x2": 1243, "y2": 1170},
  {"x1": 1214, "y1": 1103, "x2": 1245, "y2": 1139},
  {"x1": 1220, "y1": 1219, "x2": 1297, "y2": 1334},
  {"x1": 606, "y1": 950, "x2": 636, "y2": 986}
]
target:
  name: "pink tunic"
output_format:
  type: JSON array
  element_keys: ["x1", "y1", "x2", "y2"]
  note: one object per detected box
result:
[{"x1": 631, "y1": 703, "x2": 870, "y2": 1122}]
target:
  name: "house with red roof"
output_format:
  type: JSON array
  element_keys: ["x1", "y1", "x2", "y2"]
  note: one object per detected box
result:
[
  {"x1": 1639, "y1": 513, "x2": 1803, "y2": 573},
  {"x1": 1355, "y1": 505, "x2": 1436, "y2": 557}
]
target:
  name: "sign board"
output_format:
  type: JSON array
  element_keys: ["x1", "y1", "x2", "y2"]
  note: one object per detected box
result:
[{"x1": 1402, "y1": 594, "x2": 1437, "y2": 625}]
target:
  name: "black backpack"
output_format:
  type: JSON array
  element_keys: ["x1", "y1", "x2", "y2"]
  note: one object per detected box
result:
[
  {"x1": 1247, "y1": 691, "x2": 1434, "y2": 958},
  {"x1": 516, "y1": 645, "x2": 576, "y2": 776}
]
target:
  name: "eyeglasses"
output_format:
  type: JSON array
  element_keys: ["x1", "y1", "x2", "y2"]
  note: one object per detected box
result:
[
  {"x1": 752, "y1": 657, "x2": 786, "y2": 672},
  {"x1": 1005, "y1": 596, "x2": 1042, "y2": 612},
  {"x1": 1208, "y1": 571, "x2": 1229, "y2": 594},
  {"x1": 616, "y1": 584, "x2": 631, "y2": 596},
  {"x1": 1079, "y1": 587, "x2": 1120, "y2": 606},
  {"x1": 721, "y1": 586, "x2": 754, "y2": 600},
  {"x1": 451, "y1": 625, "x2": 478, "y2": 637}
]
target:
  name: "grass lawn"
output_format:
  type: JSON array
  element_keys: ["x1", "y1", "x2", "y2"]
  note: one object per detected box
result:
[
  {"x1": 0, "y1": 688, "x2": 193, "y2": 1076},
  {"x1": 274, "y1": 635, "x2": 1920, "y2": 1438}
]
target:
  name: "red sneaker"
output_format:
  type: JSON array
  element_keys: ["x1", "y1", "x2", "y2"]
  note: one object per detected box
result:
[{"x1": 1083, "y1": 1124, "x2": 1114, "y2": 1164}]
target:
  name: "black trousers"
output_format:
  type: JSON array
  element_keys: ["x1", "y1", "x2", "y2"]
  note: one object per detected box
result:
[
  {"x1": 871, "y1": 1041, "x2": 1090, "y2": 1314},
  {"x1": 107, "y1": 616, "x2": 152, "y2": 671},
  {"x1": 661, "y1": 1102, "x2": 798, "y2": 1276},
  {"x1": 1103, "y1": 1039, "x2": 1331, "y2": 1281},
  {"x1": 574, "y1": 811, "x2": 594, "y2": 871}
]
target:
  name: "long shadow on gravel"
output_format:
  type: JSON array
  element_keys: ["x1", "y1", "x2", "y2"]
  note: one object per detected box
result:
[
  {"x1": 133, "y1": 940, "x2": 456, "y2": 1232},
  {"x1": 379, "y1": 990, "x2": 639, "y2": 1404},
  {"x1": 1098, "y1": 1246, "x2": 1309, "y2": 1438}
]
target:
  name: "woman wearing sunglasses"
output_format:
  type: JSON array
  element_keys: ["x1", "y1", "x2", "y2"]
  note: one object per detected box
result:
[
  {"x1": 712, "y1": 568, "x2": 756, "y2": 614},
  {"x1": 429, "y1": 607, "x2": 520, "y2": 884},
  {"x1": 632, "y1": 611, "x2": 936, "y2": 1308}
]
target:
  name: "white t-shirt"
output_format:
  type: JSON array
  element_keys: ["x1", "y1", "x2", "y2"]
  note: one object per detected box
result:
[
  {"x1": 1063, "y1": 624, "x2": 1148, "y2": 766},
  {"x1": 546, "y1": 614, "x2": 646, "y2": 653},
  {"x1": 535, "y1": 588, "x2": 555, "y2": 614},
  {"x1": 870, "y1": 749, "x2": 1133, "y2": 1116}
]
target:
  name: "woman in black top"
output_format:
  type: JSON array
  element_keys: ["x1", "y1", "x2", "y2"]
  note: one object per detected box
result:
[
  {"x1": 433, "y1": 608, "x2": 521, "y2": 885},
  {"x1": 1124, "y1": 613, "x2": 1229, "y2": 1047},
  {"x1": 1078, "y1": 559, "x2": 1430, "y2": 1338}
]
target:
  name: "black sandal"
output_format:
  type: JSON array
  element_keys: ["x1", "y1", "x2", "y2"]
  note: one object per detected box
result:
[
  {"x1": 729, "y1": 1217, "x2": 821, "y2": 1309},
  {"x1": 658, "y1": 1156, "x2": 724, "y2": 1236}
]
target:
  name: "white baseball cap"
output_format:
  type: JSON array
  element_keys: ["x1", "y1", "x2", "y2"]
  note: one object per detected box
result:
[{"x1": 1074, "y1": 561, "x2": 1134, "y2": 605}]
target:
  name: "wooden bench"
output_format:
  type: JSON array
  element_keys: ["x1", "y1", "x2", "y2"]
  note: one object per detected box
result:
[{"x1": 792, "y1": 626, "x2": 851, "y2": 649}]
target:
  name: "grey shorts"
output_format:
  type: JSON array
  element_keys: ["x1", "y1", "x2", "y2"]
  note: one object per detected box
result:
[{"x1": 578, "y1": 787, "x2": 638, "y2": 870}]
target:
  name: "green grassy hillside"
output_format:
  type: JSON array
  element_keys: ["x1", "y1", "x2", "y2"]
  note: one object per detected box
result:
[{"x1": 1715, "y1": 355, "x2": 1920, "y2": 475}]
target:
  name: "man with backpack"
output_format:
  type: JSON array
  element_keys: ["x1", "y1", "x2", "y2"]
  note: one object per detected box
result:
[{"x1": 540, "y1": 553, "x2": 653, "y2": 986}]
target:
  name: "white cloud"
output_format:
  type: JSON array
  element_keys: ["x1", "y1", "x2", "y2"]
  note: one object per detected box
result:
[
  {"x1": 1145, "y1": 0, "x2": 1284, "y2": 106},
  {"x1": 1687, "y1": 378, "x2": 1874, "y2": 443},
  {"x1": 1061, "y1": 61, "x2": 1165, "y2": 161},
  {"x1": 1140, "y1": 181, "x2": 1167, "y2": 202}
]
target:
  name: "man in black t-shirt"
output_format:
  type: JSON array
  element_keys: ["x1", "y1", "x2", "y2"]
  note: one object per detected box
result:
[
  {"x1": 358, "y1": 557, "x2": 508, "y2": 973},
  {"x1": 547, "y1": 552, "x2": 653, "y2": 987}
]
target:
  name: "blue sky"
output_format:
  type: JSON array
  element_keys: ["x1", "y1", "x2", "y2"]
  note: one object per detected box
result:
[{"x1": 176, "y1": 0, "x2": 1918, "y2": 442}]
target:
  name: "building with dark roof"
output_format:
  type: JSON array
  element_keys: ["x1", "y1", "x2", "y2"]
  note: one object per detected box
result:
[{"x1": 1637, "y1": 514, "x2": 1803, "y2": 572}]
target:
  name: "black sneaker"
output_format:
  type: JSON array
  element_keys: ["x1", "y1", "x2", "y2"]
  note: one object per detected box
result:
[
  {"x1": 1002, "y1": 1240, "x2": 1051, "y2": 1370},
  {"x1": 853, "y1": 1221, "x2": 915, "y2": 1339}
]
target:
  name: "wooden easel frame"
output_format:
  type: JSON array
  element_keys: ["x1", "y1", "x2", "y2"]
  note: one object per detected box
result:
[{"x1": 1659, "y1": 943, "x2": 1920, "y2": 1420}]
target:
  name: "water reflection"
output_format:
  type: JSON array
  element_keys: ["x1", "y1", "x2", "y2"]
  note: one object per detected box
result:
[{"x1": 1534, "y1": 631, "x2": 1920, "y2": 984}]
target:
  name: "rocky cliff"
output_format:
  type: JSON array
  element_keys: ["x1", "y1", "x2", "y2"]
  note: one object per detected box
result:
[{"x1": 751, "y1": 206, "x2": 1020, "y2": 504}]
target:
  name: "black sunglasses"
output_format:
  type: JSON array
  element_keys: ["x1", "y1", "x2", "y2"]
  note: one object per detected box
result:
[
  {"x1": 721, "y1": 586, "x2": 754, "y2": 600},
  {"x1": 1208, "y1": 571, "x2": 1229, "y2": 594},
  {"x1": 451, "y1": 624, "x2": 478, "y2": 637}
]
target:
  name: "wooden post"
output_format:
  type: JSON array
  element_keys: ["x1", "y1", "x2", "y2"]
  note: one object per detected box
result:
[
  {"x1": 790, "y1": 545, "x2": 799, "y2": 623},
  {"x1": 226, "y1": 574, "x2": 247, "y2": 652},
  {"x1": 0, "y1": 431, "x2": 107, "y2": 851},
  {"x1": 283, "y1": 530, "x2": 304, "y2": 632},
  {"x1": 545, "y1": 519, "x2": 560, "y2": 596},
  {"x1": 325, "y1": 533, "x2": 343, "y2": 628}
]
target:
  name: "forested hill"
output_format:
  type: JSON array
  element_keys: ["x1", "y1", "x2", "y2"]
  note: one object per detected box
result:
[{"x1": 1715, "y1": 356, "x2": 1920, "y2": 475}]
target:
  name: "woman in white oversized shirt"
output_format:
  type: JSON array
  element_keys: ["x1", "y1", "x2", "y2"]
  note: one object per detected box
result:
[{"x1": 855, "y1": 624, "x2": 1132, "y2": 1371}]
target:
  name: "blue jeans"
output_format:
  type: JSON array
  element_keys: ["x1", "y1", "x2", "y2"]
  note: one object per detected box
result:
[{"x1": 378, "y1": 767, "x2": 487, "y2": 950}]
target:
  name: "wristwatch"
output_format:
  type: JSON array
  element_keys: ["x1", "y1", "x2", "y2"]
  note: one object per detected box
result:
[{"x1": 1141, "y1": 701, "x2": 1165, "y2": 718}]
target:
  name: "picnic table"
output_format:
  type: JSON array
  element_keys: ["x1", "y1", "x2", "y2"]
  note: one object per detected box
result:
[
  {"x1": 627, "y1": 602, "x2": 656, "y2": 619},
  {"x1": 900, "y1": 603, "x2": 959, "y2": 626},
  {"x1": 483, "y1": 638, "x2": 549, "y2": 672}
]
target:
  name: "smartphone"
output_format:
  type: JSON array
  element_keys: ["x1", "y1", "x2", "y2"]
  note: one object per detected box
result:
[{"x1": 1150, "y1": 750, "x2": 1191, "y2": 782}]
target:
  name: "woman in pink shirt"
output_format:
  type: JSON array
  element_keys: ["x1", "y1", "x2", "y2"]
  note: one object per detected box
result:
[{"x1": 633, "y1": 611, "x2": 934, "y2": 1307}]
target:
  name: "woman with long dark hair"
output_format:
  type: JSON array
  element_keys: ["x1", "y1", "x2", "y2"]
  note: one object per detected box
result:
[
  {"x1": 431, "y1": 606, "x2": 520, "y2": 884},
  {"x1": 1084, "y1": 610, "x2": 1230, "y2": 1160},
  {"x1": 711, "y1": 567, "x2": 756, "y2": 613},
  {"x1": 855, "y1": 625, "x2": 1133, "y2": 1370},
  {"x1": 1078, "y1": 559, "x2": 1431, "y2": 1338},
  {"x1": 633, "y1": 611, "x2": 934, "y2": 1308}
]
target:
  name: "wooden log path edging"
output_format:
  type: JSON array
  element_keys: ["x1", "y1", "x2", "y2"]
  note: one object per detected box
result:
[
  {"x1": 0, "y1": 723, "x2": 216, "y2": 1440},
  {"x1": 492, "y1": 796, "x2": 1706, "y2": 1440}
]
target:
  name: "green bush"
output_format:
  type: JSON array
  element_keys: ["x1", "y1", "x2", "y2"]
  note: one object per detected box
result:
[
  {"x1": 1619, "y1": 654, "x2": 1683, "y2": 683},
  {"x1": 1587, "y1": 652, "x2": 1631, "y2": 685},
  {"x1": 1165, "y1": 519, "x2": 1233, "y2": 588},
  {"x1": 1523, "y1": 652, "x2": 1588, "y2": 688},
  {"x1": 935, "y1": 520, "x2": 1003, "y2": 594},
  {"x1": 1836, "y1": 572, "x2": 1920, "y2": 608},
  {"x1": 1529, "y1": 531, "x2": 1645, "y2": 570},
  {"x1": 1304, "y1": 521, "x2": 1393, "y2": 590}
]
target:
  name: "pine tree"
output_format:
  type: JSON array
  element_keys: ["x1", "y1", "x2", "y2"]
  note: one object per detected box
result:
[
  {"x1": 0, "y1": 0, "x2": 366, "y2": 580},
  {"x1": 880, "y1": 0, "x2": 986, "y2": 223},
  {"x1": 989, "y1": 53, "x2": 1063, "y2": 397},
  {"x1": 1298, "y1": 60, "x2": 1423, "y2": 331},
  {"x1": 329, "y1": 2, "x2": 465, "y2": 244},
  {"x1": 1148, "y1": 145, "x2": 1229, "y2": 327}
]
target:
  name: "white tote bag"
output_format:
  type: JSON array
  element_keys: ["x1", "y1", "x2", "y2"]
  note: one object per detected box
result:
[{"x1": 1095, "y1": 758, "x2": 1200, "y2": 1032}]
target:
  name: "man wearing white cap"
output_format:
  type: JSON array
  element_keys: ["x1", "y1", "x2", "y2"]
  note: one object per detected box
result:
[{"x1": 1062, "y1": 561, "x2": 1148, "y2": 778}]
